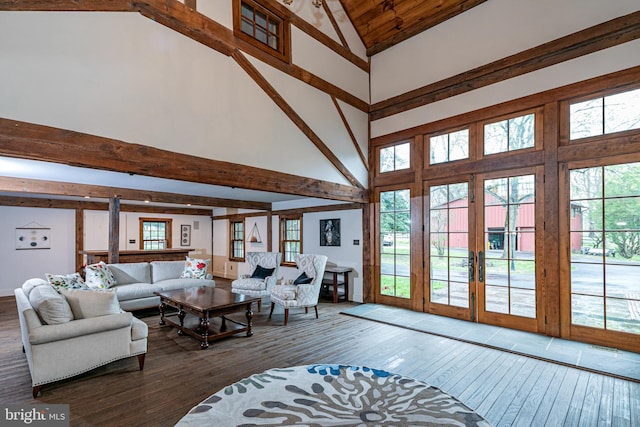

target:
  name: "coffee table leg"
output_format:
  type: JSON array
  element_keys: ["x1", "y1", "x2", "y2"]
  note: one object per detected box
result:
[
  {"x1": 159, "y1": 300, "x2": 166, "y2": 325},
  {"x1": 246, "y1": 304, "x2": 254, "y2": 337},
  {"x1": 200, "y1": 315, "x2": 210, "y2": 350},
  {"x1": 177, "y1": 309, "x2": 186, "y2": 335}
]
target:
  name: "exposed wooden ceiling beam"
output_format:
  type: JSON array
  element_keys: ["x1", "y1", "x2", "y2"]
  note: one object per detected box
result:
[
  {"x1": 0, "y1": 195, "x2": 214, "y2": 215},
  {"x1": 0, "y1": 118, "x2": 368, "y2": 203},
  {"x1": 0, "y1": 176, "x2": 271, "y2": 210}
]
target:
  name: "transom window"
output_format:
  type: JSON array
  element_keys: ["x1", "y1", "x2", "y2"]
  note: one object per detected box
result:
[
  {"x1": 569, "y1": 87, "x2": 640, "y2": 140},
  {"x1": 139, "y1": 218, "x2": 172, "y2": 250},
  {"x1": 280, "y1": 216, "x2": 302, "y2": 265},
  {"x1": 484, "y1": 113, "x2": 535, "y2": 155},
  {"x1": 230, "y1": 221, "x2": 245, "y2": 261},
  {"x1": 380, "y1": 142, "x2": 410, "y2": 173},
  {"x1": 234, "y1": 0, "x2": 289, "y2": 62},
  {"x1": 430, "y1": 129, "x2": 469, "y2": 165}
]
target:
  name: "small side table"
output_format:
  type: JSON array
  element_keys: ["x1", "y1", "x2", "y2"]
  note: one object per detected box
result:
[{"x1": 322, "y1": 266, "x2": 353, "y2": 303}]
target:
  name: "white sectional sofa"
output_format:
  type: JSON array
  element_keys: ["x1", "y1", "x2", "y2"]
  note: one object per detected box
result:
[
  {"x1": 104, "y1": 260, "x2": 216, "y2": 311},
  {"x1": 15, "y1": 279, "x2": 148, "y2": 397}
]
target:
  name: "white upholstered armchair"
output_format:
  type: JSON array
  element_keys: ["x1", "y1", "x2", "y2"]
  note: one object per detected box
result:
[
  {"x1": 269, "y1": 254, "x2": 328, "y2": 325},
  {"x1": 231, "y1": 252, "x2": 282, "y2": 311}
]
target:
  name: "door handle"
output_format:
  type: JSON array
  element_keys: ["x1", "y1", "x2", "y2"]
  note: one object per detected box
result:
[
  {"x1": 478, "y1": 251, "x2": 484, "y2": 283},
  {"x1": 468, "y1": 251, "x2": 475, "y2": 282}
]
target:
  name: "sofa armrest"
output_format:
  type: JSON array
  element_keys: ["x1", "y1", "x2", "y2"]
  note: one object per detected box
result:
[{"x1": 29, "y1": 312, "x2": 133, "y2": 345}]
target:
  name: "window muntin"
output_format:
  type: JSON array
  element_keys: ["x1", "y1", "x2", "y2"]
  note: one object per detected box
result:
[
  {"x1": 140, "y1": 218, "x2": 172, "y2": 250},
  {"x1": 380, "y1": 189, "x2": 411, "y2": 299},
  {"x1": 380, "y1": 142, "x2": 410, "y2": 173},
  {"x1": 280, "y1": 216, "x2": 301, "y2": 265},
  {"x1": 235, "y1": 0, "x2": 289, "y2": 61},
  {"x1": 230, "y1": 221, "x2": 245, "y2": 261},
  {"x1": 569, "y1": 162, "x2": 640, "y2": 334},
  {"x1": 484, "y1": 113, "x2": 535, "y2": 155},
  {"x1": 430, "y1": 129, "x2": 469, "y2": 165},
  {"x1": 570, "y1": 87, "x2": 640, "y2": 140}
]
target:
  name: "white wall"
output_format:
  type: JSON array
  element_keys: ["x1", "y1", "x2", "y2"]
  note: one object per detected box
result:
[
  {"x1": 0, "y1": 8, "x2": 368, "y2": 188},
  {"x1": 370, "y1": 0, "x2": 640, "y2": 138},
  {"x1": 0, "y1": 207, "x2": 76, "y2": 297}
]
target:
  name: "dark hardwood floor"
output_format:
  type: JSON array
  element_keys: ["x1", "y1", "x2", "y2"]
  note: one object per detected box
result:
[{"x1": 2, "y1": 279, "x2": 638, "y2": 426}]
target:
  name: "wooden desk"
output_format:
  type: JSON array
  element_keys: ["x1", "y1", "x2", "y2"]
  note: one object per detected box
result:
[
  {"x1": 80, "y1": 249, "x2": 193, "y2": 264},
  {"x1": 322, "y1": 266, "x2": 352, "y2": 303}
]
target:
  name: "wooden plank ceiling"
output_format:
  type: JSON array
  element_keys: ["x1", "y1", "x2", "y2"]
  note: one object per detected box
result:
[{"x1": 339, "y1": 0, "x2": 488, "y2": 56}]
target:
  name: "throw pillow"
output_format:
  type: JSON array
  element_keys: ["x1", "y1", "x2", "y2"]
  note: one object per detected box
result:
[
  {"x1": 293, "y1": 272, "x2": 314, "y2": 285},
  {"x1": 45, "y1": 272, "x2": 88, "y2": 292},
  {"x1": 28, "y1": 284, "x2": 74, "y2": 324},
  {"x1": 180, "y1": 257, "x2": 210, "y2": 280},
  {"x1": 84, "y1": 261, "x2": 117, "y2": 289},
  {"x1": 251, "y1": 265, "x2": 275, "y2": 280},
  {"x1": 61, "y1": 289, "x2": 121, "y2": 319}
]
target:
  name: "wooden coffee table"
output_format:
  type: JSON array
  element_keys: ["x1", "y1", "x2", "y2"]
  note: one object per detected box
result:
[{"x1": 154, "y1": 287, "x2": 259, "y2": 349}]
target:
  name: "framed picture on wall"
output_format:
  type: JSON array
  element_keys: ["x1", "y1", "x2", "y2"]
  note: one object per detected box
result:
[
  {"x1": 320, "y1": 219, "x2": 340, "y2": 246},
  {"x1": 16, "y1": 227, "x2": 51, "y2": 250},
  {"x1": 180, "y1": 224, "x2": 191, "y2": 246}
]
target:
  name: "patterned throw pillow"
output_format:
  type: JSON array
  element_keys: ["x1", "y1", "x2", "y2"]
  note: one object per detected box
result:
[
  {"x1": 45, "y1": 272, "x2": 88, "y2": 292},
  {"x1": 84, "y1": 261, "x2": 117, "y2": 289},
  {"x1": 180, "y1": 257, "x2": 210, "y2": 279}
]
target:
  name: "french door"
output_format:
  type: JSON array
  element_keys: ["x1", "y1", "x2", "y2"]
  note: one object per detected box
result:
[{"x1": 425, "y1": 167, "x2": 544, "y2": 332}]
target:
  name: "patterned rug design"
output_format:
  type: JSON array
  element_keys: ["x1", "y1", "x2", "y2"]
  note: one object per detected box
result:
[{"x1": 176, "y1": 364, "x2": 490, "y2": 426}]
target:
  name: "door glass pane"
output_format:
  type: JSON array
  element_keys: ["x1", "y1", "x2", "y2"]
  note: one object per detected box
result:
[
  {"x1": 484, "y1": 174, "x2": 536, "y2": 318},
  {"x1": 429, "y1": 183, "x2": 469, "y2": 308},
  {"x1": 379, "y1": 189, "x2": 411, "y2": 299},
  {"x1": 569, "y1": 162, "x2": 640, "y2": 334}
]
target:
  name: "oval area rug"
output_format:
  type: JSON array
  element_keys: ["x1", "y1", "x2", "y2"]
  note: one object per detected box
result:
[{"x1": 176, "y1": 364, "x2": 491, "y2": 426}]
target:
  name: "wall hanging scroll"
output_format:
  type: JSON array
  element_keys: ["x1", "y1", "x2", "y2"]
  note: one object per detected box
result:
[{"x1": 16, "y1": 222, "x2": 51, "y2": 250}]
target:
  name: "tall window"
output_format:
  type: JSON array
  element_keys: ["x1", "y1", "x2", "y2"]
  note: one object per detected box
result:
[
  {"x1": 280, "y1": 216, "x2": 302, "y2": 265},
  {"x1": 234, "y1": 0, "x2": 289, "y2": 62},
  {"x1": 230, "y1": 221, "x2": 245, "y2": 261},
  {"x1": 380, "y1": 189, "x2": 411, "y2": 298},
  {"x1": 140, "y1": 218, "x2": 172, "y2": 250},
  {"x1": 569, "y1": 162, "x2": 640, "y2": 334},
  {"x1": 380, "y1": 142, "x2": 410, "y2": 173},
  {"x1": 569, "y1": 87, "x2": 640, "y2": 140}
]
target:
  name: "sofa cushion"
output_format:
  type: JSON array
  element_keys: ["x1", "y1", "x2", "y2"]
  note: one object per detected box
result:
[
  {"x1": 61, "y1": 289, "x2": 121, "y2": 319},
  {"x1": 180, "y1": 257, "x2": 210, "y2": 280},
  {"x1": 108, "y1": 262, "x2": 151, "y2": 285},
  {"x1": 45, "y1": 272, "x2": 88, "y2": 292},
  {"x1": 111, "y1": 282, "x2": 161, "y2": 302},
  {"x1": 151, "y1": 260, "x2": 186, "y2": 283},
  {"x1": 21, "y1": 278, "x2": 49, "y2": 299},
  {"x1": 85, "y1": 261, "x2": 117, "y2": 289},
  {"x1": 157, "y1": 278, "x2": 215, "y2": 292},
  {"x1": 29, "y1": 284, "x2": 74, "y2": 324}
]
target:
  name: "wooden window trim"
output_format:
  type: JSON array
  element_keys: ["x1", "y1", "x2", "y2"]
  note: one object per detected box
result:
[
  {"x1": 280, "y1": 214, "x2": 302, "y2": 267},
  {"x1": 139, "y1": 218, "x2": 172, "y2": 250},
  {"x1": 229, "y1": 220, "x2": 245, "y2": 262},
  {"x1": 233, "y1": 0, "x2": 291, "y2": 64}
]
